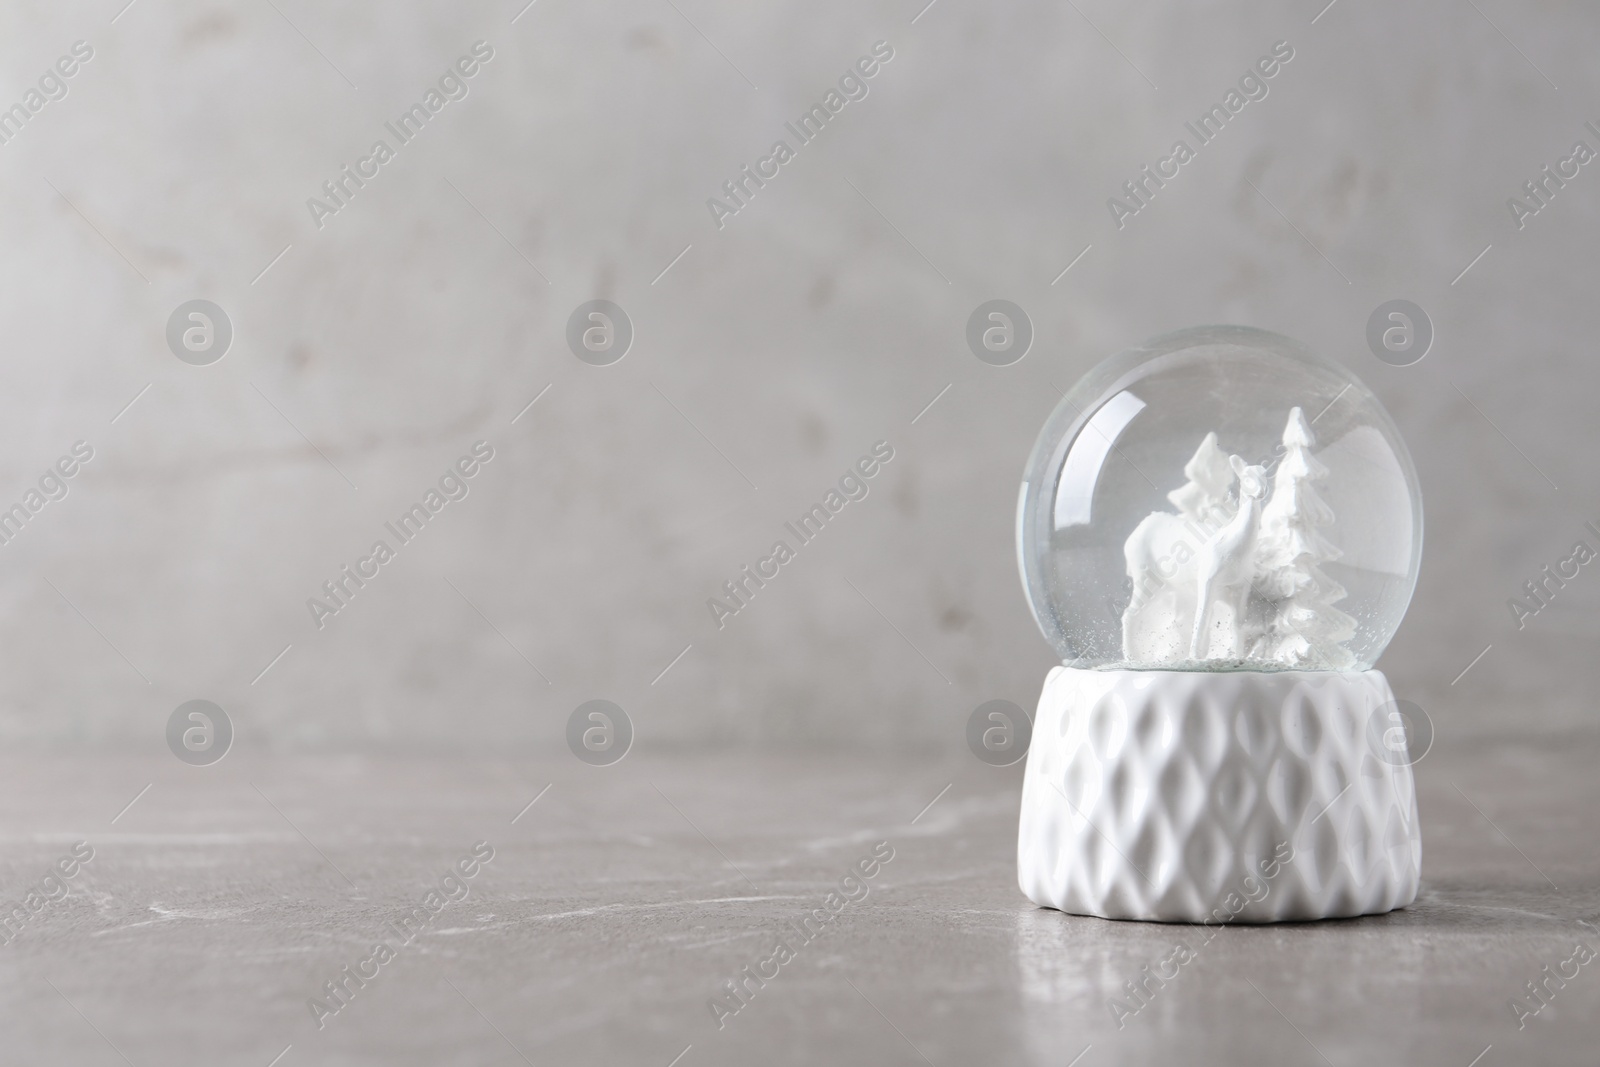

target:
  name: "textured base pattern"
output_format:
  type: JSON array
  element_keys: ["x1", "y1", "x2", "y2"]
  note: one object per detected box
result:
[{"x1": 1018, "y1": 667, "x2": 1421, "y2": 922}]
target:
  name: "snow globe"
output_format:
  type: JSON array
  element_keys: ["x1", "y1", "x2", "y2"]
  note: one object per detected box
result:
[{"x1": 1015, "y1": 325, "x2": 1423, "y2": 922}]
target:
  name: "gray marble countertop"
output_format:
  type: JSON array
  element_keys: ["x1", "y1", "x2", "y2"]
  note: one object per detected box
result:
[{"x1": 2, "y1": 734, "x2": 1595, "y2": 1065}]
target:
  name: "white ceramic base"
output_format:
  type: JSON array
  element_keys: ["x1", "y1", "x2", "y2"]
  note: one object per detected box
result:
[{"x1": 1018, "y1": 667, "x2": 1421, "y2": 922}]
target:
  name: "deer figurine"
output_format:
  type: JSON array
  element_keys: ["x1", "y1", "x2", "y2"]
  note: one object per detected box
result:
[{"x1": 1189, "y1": 455, "x2": 1268, "y2": 661}]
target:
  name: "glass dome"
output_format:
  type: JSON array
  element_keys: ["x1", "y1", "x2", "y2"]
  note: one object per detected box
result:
[{"x1": 1017, "y1": 325, "x2": 1422, "y2": 671}]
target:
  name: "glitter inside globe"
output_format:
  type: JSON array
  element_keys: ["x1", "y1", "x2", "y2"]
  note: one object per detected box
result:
[{"x1": 1017, "y1": 325, "x2": 1422, "y2": 671}]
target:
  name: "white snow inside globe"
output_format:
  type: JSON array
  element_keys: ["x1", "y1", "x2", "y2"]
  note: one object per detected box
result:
[{"x1": 1017, "y1": 325, "x2": 1422, "y2": 671}]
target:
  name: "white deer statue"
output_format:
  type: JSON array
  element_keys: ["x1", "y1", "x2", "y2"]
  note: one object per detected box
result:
[{"x1": 1188, "y1": 455, "x2": 1268, "y2": 661}]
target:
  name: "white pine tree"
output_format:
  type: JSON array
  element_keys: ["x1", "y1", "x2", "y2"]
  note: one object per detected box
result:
[
  {"x1": 1166, "y1": 431, "x2": 1234, "y2": 530},
  {"x1": 1253, "y1": 407, "x2": 1356, "y2": 668}
]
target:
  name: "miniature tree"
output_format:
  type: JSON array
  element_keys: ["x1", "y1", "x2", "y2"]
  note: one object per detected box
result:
[
  {"x1": 1123, "y1": 432, "x2": 1238, "y2": 663},
  {"x1": 1253, "y1": 407, "x2": 1356, "y2": 668},
  {"x1": 1166, "y1": 431, "x2": 1235, "y2": 530}
]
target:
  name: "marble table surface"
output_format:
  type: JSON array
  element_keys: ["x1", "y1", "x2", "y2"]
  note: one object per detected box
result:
[{"x1": 2, "y1": 732, "x2": 1595, "y2": 1066}]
